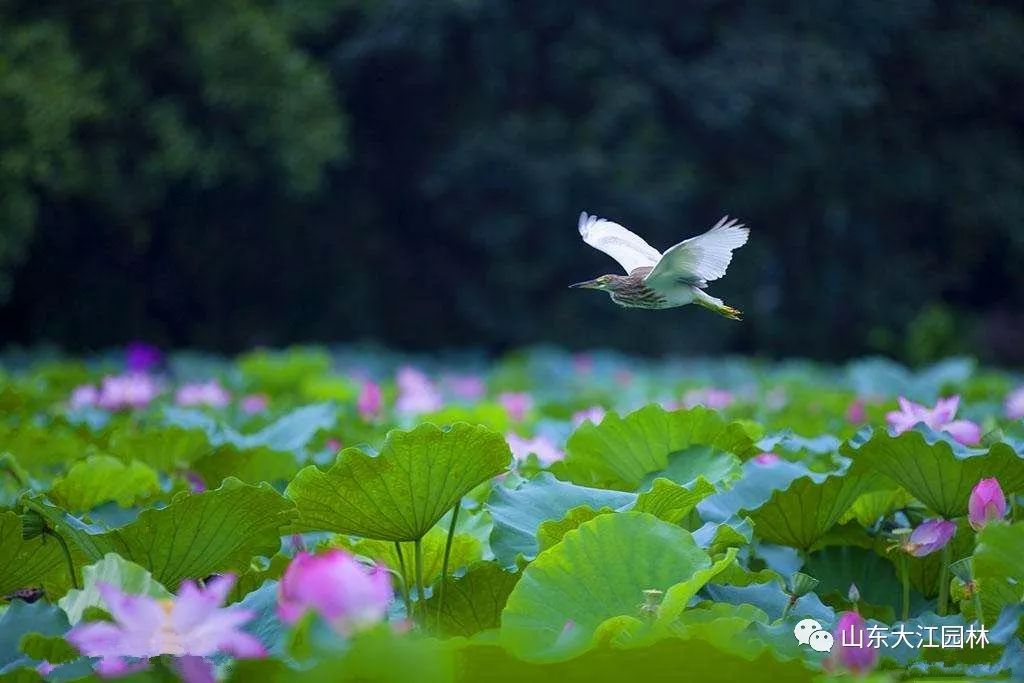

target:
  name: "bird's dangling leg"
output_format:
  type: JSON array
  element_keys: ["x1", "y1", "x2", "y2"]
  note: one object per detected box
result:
[{"x1": 693, "y1": 290, "x2": 743, "y2": 321}]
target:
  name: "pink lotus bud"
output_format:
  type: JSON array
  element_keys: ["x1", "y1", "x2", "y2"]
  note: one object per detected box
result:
[
  {"x1": 968, "y1": 478, "x2": 1007, "y2": 531},
  {"x1": 753, "y1": 452, "x2": 780, "y2": 466},
  {"x1": 832, "y1": 611, "x2": 877, "y2": 673}
]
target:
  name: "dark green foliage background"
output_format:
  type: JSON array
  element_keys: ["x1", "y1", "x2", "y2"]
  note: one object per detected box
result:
[{"x1": 1, "y1": 1, "x2": 1022, "y2": 362}]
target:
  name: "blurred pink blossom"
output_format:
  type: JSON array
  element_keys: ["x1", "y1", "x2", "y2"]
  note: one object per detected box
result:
[
  {"x1": 682, "y1": 388, "x2": 734, "y2": 410},
  {"x1": 444, "y1": 374, "x2": 487, "y2": 400},
  {"x1": 395, "y1": 366, "x2": 442, "y2": 415},
  {"x1": 506, "y1": 433, "x2": 564, "y2": 466},
  {"x1": 885, "y1": 395, "x2": 981, "y2": 445},
  {"x1": 175, "y1": 381, "x2": 231, "y2": 408},
  {"x1": 1005, "y1": 387, "x2": 1024, "y2": 420},
  {"x1": 357, "y1": 380, "x2": 383, "y2": 420},
  {"x1": 96, "y1": 373, "x2": 162, "y2": 411},
  {"x1": 499, "y1": 392, "x2": 534, "y2": 421},
  {"x1": 66, "y1": 574, "x2": 264, "y2": 677},
  {"x1": 277, "y1": 550, "x2": 392, "y2": 633},
  {"x1": 70, "y1": 384, "x2": 100, "y2": 409},
  {"x1": 240, "y1": 394, "x2": 269, "y2": 414},
  {"x1": 845, "y1": 398, "x2": 867, "y2": 424},
  {"x1": 325, "y1": 438, "x2": 343, "y2": 452},
  {"x1": 753, "y1": 452, "x2": 780, "y2": 466},
  {"x1": 572, "y1": 406, "x2": 606, "y2": 426}
]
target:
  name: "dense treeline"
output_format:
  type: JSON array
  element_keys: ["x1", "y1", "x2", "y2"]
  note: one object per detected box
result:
[{"x1": 1, "y1": 1, "x2": 1022, "y2": 363}]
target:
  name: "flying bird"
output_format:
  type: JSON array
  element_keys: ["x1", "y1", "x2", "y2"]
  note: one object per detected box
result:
[{"x1": 570, "y1": 212, "x2": 749, "y2": 319}]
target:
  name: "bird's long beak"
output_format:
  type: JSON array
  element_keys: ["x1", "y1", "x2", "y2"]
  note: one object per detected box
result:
[{"x1": 569, "y1": 279, "x2": 601, "y2": 289}]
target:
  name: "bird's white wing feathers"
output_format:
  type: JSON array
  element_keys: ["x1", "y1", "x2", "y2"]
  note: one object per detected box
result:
[
  {"x1": 578, "y1": 212, "x2": 661, "y2": 274},
  {"x1": 645, "y1": 216, "x2": 748, "y2": 288}
]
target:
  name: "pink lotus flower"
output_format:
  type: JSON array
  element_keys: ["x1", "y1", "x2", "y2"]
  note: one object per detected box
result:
[
  {"x1": 572, "y1": 406, "x2": 606, "y2": 426},
  {"x1": 499, "y1": 392, "x2": 534, "y2": 421},
  {"x1": 1005, "y1": 388, "x2": 1024, "y2": 420},
  {"x1": 753, "y1": 452, "x2": 780, "y2": 466},
  {"x1": 240, "y1": 394, "x2": 269, "y2": 415},
  {"x1": 357, "y1": 380, "x2": 383, "y2": 420},
  {"x1": 175, "y1": 381, "x2": 231, "y2": 408},
  {"x1": 97, "y1": 374, "x2": 162, "y2": 411},
  {"x1": 682, "y1": 388, "x2": 734, "y2": 410},
  {"x1": 394, "y1": 366, "x2": 442, "y2": 415},
  {"x1": 506, "y1": 433, "x2": 564, "y2": 466},
  {"x1": 831, "y1": 611, "x2": 877, "y2": 674},
  {"x1": 325, "y1": 438, "x2": 343, "y2": 452},
  {"x1": 125, "y1": 342, "x2": 163, "y2": 373},
  {"x1": 885, "y1": 396, "x2": 981, "y2": 446},
  {"x1": 278, "y1": 550, "x2": 392, "y2": 633},
  {"x1": 846, "y1": 398, "x2": 867, "y2": 424},
  {"x1": 66, "y1": 574, "x2": 264, "y2": 677},
  {"x1": 903, "y1": 519, "x2": 956, "y2": 557},
  {"x1": 444, "y1": 374, "x2": 487, "y2": 400},
  {"x1": 969, "y1": 478, "x2": 1007, "y2": 531}
]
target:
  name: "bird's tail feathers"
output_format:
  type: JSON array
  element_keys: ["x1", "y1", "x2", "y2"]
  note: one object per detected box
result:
[{"x1": 694, "y1": 291, "x2": 743, "y2": 321}]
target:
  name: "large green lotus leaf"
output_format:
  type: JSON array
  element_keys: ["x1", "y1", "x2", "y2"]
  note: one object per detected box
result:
[
  {"x1": 0, "y1": 423, "x2": 95, "y2": 474},
  {"x1": 843, "y1": 427, "x2": 1024, "y2": 518},
  {"x1": 106, "y1": 425, "x2": 213, "y2": 472},
  {"x1": 48, "y1": 455, "x2": 160, "y2": 511},
  {"x1": 804, "y1": 544, "x2": 901, "y2": 619},
  {"x1": 456, "y1": 637, "x2": 815, "y2": 683},
  {"x1": 631, "y1": 476, "x2": 716, "y2": 525},
  {"x1": 23, "y1": 478, "x2": 296, "y2": 590},
  {"x1": 0, "y1": 510, "x2": 65, "y2": 597},
  {"x1": 287, "y1": 423, "x2": 510, "y2": 541},
  {"x1": 846, "y1": 356, "x2": 974, "y2": 403},
  {"x1": 17, "y1": 633, "x2": 78, "y2": 665},
  {"x1": 0, "y1": 601, "x2": 70, "y2": 673},
  {"x1": 486, "y1": 473, "x2": 635, "y2": 566},
  {"x1": 695, "y1": 459, "x2": 813, "y2": 523},
  {"x1": 238, "y1": 347, "x2": 332, "y2": 394},
  {"x1": 58, "y1": 553, "x2": 172, "y2": 624},
  {"x1": 228, "y1": 628, "x2": 456, "y2": 683},
  {"x1": 192, "y1": 444, "x2": 300, "y2": 487},
  {"x1": 653, "y1": 548, "x2": 739, "y2": 626},
  {"x1": 500, "y1": 512, "x2": 713, "y2": 661},
  {"x1": 562, "y1": 405, "x2": 755, "y2": 490},
  {"x1": 637, "y1": 446, "x2": 741, "y2": 492},
  {"x1": 973, "y1": 522, "x2": 1024, "y2": 625},
  {"x1": 741, "y1": 471, "x2": 879, "y2": 550},
  {"x1": 163, "y1": 403, "x2": 337, "y2": 454},
  {"x1": 536, "y1": 505, "x2": 613, "y2": 552},
  {"x1": 839, "y1": 486, "x2": 915, "y2": 527},
  {"x1": 422, "y1": 562, "x2": 521, "y2": 638},
  {"x1": 339, "y1": 525, "x2": 482, "y2": 587}
]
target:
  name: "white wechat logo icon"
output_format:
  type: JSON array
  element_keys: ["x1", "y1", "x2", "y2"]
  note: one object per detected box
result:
[{"x1": 793, "y1": 618, "x2": 833, "y2": 652}]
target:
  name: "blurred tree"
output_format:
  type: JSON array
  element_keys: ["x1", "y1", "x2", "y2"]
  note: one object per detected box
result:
[{"x1": 1, "y1": 1, "x2": 1023, "y2": 362}]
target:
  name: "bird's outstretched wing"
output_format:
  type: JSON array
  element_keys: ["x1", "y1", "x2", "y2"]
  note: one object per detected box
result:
[
  {"x1": 578, "y1": 212, "x2": 661, "y2": 274},
  {"x1": 645, "y1": 216, "x2": 748, "y2": 288}
]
